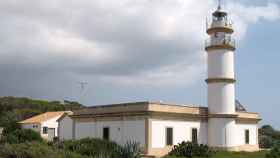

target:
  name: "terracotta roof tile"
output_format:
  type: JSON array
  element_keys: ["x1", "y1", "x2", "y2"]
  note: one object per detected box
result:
[{"x1": 19, "y1": 111, "x2": 67, "y2": 124}]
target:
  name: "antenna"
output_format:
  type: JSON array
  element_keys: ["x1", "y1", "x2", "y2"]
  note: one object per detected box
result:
[
  {"x1": 78, "y1": 82, "x2": 88, "y2": 91},
  {"x1": 218, "y1": 0, "x2": 222, "y2": 10}
]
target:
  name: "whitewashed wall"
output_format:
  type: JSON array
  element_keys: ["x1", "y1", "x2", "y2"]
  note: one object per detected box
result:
[
  {"x1": 58, "y1": 115, "x2": 73, "y2": 140},
  {"x1": 208, "y1": 83, "x2": 235, "y2": 114},
  {"x1": 208, "y1": 118, "x2": 236, "y2": 147},
  {"x1": 75, "y1": 119, "x2": 146, "y2": 147},
  {"x1": 235, "y1": 123, "x2": 258, "y2": 146},
  {"x1": 208, "y1": 119, "x2": 258, "y2": 147},
  {"x1": 41, "y1": 115, "x2": 61, "y2": 139},
  {"x1": 21, "y1": 123, "x2": 41, "y2": 133},
  {"x1": 151, "y1": 119, "x2": 207, "y2": 148},
  {"x1": 208, "y1": 49, "x2": 235, "y2": 79},
  {"x1": 75, "y1": 121, "x2": 94, "y2": 139}
]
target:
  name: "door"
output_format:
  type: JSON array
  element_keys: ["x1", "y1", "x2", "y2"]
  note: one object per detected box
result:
[{"x1": 48, "y1": 128, "x2": 55, "y2": 141}]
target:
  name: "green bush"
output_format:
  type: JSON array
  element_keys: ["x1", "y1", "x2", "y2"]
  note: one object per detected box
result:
[
  {"x1": 266, "y1": 144, "x2": 280, "y2": 158},
  {"x1": 213, "y1": 150, "x2": 268, "y2": 158},
  {"x1": 0, "y1": 142, "x2": 84, "y2": 158},
  {"x1": 53, "y1": 138, "x2": 143, "y2": 158},
  {"x1": 0, "y1": 111, "x2": 20, "y2": 134},
  {"x1": 117, "y1": 141, "x2": 142, "y2": 158},
  {"x1": 260, "y1": 135, "x2": 274, "y2": 148},
  {"x1": 259, "y1": 125, "x2": 280, "y2": 148},
  {"x1": 166, "y1": 141, "x2": 213, "y2": 158},
  {"x1": 1, "y1": 129, "x2": 43, "y2": 144},
  {"x1": 54, "y1": 138, "x2": 122, "y2": 158},
  {"x1": 0, "y1": 96, "x2": 83, "y2": 127}
]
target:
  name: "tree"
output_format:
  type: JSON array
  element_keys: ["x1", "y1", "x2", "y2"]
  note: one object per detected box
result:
[
  {"x1": 0, "y1": 97, "x2": 84, "y2": 130},
  {"x1": 0, "y1": 111, "x2": 20, "y2": 134},
  {"x1": 266, "y1": 144, "x2": 280, "y2": 158},
  {"x1": 259, "y1": 125, "x2": 280, "y2": 148}
]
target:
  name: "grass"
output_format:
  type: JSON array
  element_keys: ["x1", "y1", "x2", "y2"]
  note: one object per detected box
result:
[{"x1": 213, "y1": 150, "x2": 268, "y2": 158}]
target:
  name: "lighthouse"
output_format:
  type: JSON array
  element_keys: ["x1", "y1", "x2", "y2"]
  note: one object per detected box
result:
[{"x1": 205, "y1": 3, "x2": 237, "y2": 148}]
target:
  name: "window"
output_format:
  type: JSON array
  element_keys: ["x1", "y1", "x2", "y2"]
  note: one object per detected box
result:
[
  {"x1": 166, "y1": 127, "x2": 173, "y2": 146},
  {"x1": 43, "y1": 127, "x2": 48, "y2": 134},
  {"x1": 245, "y1": 130, "x2": 250, "y2": 144},
  {"x1": 103, "y1": 127, "x2": 110, "y2": 140},
  {"x1": 214, "y1": 32, "x2": 218, "y2": 37},
  {"x1": 192, "y1": 128, "x2": 198, "y2": 144}
]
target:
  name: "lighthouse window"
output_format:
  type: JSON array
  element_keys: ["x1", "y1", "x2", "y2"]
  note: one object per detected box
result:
[
  {"x1": 245, "y1": 130, "x2": 250, "y2": 144},
  {"x1": 214, "y1": 32, "x2": 218, "y2": 37},
  {"x1": 192, "y1": 128, "x2": 198, "y2": 144},
  {"x1": 166, "y1": 127, "x2": 173, "y2": 146}
]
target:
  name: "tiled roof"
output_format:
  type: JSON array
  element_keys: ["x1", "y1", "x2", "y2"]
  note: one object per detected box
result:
[{"x1": 19, "y1": 111, "x2": 67, "y2": 124}]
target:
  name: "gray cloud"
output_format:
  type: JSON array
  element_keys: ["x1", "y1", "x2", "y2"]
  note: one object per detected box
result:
[{"x1": 0, "y1": 0, "x2": 278, "y2": 105}]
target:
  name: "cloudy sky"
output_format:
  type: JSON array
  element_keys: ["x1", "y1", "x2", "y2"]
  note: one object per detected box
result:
[{"x1": 0, "y1": 0, "x2": 280, "y2": 129}]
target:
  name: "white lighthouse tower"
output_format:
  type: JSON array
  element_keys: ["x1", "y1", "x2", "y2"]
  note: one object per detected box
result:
[{"x1": 205, "y1": 2, "x2": 237, "y2": 148}]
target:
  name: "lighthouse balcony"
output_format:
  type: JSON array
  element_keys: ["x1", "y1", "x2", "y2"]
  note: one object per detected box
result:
[
  {"x1": 206, "y1": 18, "x2": 233, "y2": 34},
  {"x1": 205, "y1": 37, "x2": 236, "y2": 51}
]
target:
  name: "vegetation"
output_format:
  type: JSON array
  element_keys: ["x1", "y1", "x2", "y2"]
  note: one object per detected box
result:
[
  {"x1": 53, "y1": 138, "x2": 121, "y2": 157},
  {"x1": 265, "y1": 144, "x2": 280, "y2": 158},
  {"x1": 0, "y1": 97, "x2": 83, "y2": 145},
  {"x1": 52, "y1": 138, "x2": 142, "y2": 158},
  {"x1": 165, "y1": 141, "x2": 213, "y2": 158},
  {"x1": 213, "y1": 151, "x2": 268, "y2": 158},
  {"x1": 0, "y1": 96, "x2": 83, "y2": 133},
  {"x1": 0, "y1": 137, "x2": 142, "y2": 158},
  {"x1": 0, "y1": 142, "x2": 84, "y2": 158},
  {"x1": 0, "y1": 96, "x2": 83, "y2": 125},
  {"x1": 0, "y1": 96, "x2": 143, "y2": 158},
  {"x1": 0, "y1": 111, "x2": 20, "y2": 135},
  {"x1": 1, "y1": 129, "x2": 43, "y2": 144},
  {"x1": 165, "y1": 150, "x2": 269, "y2": 158},
  {"x1": 259, "y1": 125, "x2": 280, "y2": 148},
  {"x1": 0, "y1": 96, "x2": 280, "y2": 158},
  {"x1": 117, "y1": 141, "x2": 142, "y2": 158}
]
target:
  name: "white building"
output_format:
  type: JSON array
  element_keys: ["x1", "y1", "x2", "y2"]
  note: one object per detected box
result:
[
  {"x1": 58, "y1": 101, "x2": 260, "y2": 157},
  {"x1": 19, "y1": 111, "x2": 72, "y2": 141},
  {"x1": 58, "y1": 4, "x2": 261, "y2": 158}
]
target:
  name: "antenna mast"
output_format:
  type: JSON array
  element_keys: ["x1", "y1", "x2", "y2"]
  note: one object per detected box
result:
[
  {"x1": 218, "y1": 0, "x2": 222, "y2": 10},
  {"x1": 78, "y1": 82, "x2": 88, "y2": 91}
]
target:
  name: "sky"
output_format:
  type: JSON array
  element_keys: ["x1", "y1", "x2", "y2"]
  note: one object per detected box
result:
[{"x1": 0, "y1": 0, "x2": 279, "y2": 129}]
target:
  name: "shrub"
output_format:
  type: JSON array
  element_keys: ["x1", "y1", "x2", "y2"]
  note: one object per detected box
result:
[
  {"x1": 260, "y1": 135, "x2": 274, "y2": 148},
  {"x1": 117, "y1": 141, "x2": 142, "y2": 158},
  {"x1": 1, "y1": 129, "x2": 43, "y2": 144},
  {"x1": 259, "y1": 125, "x2": 280, "y2": 149},
  {"x1": 214, "y1": 150, "x2": 268, "y2": 158},
  {"x1": 266, "y1": 144, "x2": 280, "y2": 158},
  {"x1": 53, "y1": 138, "x2": 143, "y2": 158},
  {"x1": 0, "y1": 142, "x2": 84, "y2": 158},
  {"x1": 54, "y1": 138, "x2": 122, "y2": 158},
  {"x1": 166, "y1": 141, "x2": 213, "y2": 158}
]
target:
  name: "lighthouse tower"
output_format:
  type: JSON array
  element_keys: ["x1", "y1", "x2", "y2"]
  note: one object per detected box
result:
[{"x1": 205, "y1": 3, "x2": 237, "y2": 148}]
